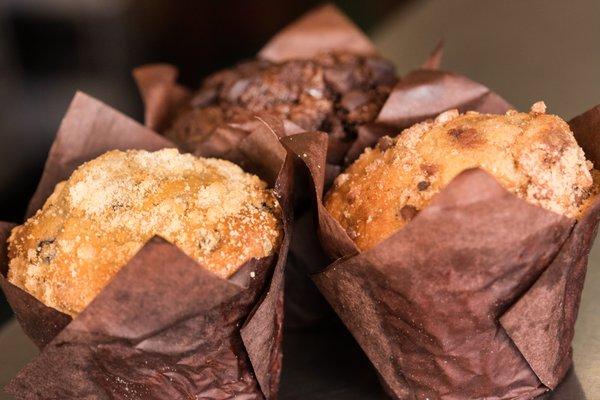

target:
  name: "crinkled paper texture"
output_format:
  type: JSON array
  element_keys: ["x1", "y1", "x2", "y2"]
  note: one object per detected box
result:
[
  {"x1": 132, "y1": 3, "x2": 385, "y2": 170},
  {"x1": 376, "y1": 69, "x2": 512, "y2": 130},
  {"x1": 132, "y1": 4, "x2": 385, "y2": 330},
  {"x1": 282, "y1": 102, "x2": 600, "y2": 399},
  {"x1": 2, "y1": 92, "x2": 293, "y2": 399},
  {"x1": 258, "y1": 4, "x2": 377, "y2": 63},
  {"x1": 132, "y1": 4, "x2": 505, "y2": 330}
]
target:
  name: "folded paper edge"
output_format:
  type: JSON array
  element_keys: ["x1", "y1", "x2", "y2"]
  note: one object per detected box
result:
[
  {"x1": 281, "y1": 131, "x2": 358, "y2": 259},
  {"x1": 26, "y1": 91, "x2": 174, "y2": 219},
  {"x1": 258, "y1": 3, "x2": 377, "y2": 62},
  {"x1": 421, "y1": 40, "x2": 444, "y2": 70},
  {"x1": 499, "y1": 104, "x2": 600, "y2": 388},
  {"x1": 499, "y1": 201, "x2": 600, "y2": 389},
  {"x1": 290, "y1": 127, "x2": 585, "y2": 397},
  {"x1": 3, "y1": 92, "x2": 290, "y2": 399},
  {"x1": 132, "y1": 64, "x2": 192, "y2": 133},
  {"x1": 240, "y1": 136, "x2": 293, "y2": 399},
  {"x1": 376, "y1": 69, "x2": 512, "y2": 128}
]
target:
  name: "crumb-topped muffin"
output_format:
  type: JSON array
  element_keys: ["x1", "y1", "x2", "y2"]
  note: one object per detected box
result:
[
  {"x1": 8, "y1": 149, "x2": 282, "y2": 316},
  {"x1": 325, "y1": 102, "x2": 598, "y2": 251},
  {"x1": 167, "y1": 53, "x2": 397, "y2": 164}
]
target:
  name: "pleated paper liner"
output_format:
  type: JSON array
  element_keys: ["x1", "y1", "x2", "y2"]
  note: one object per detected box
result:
[
  {"x1": 1, "y1": 92, "x2": 293, "y2": 399},
  {"x1": 128, "y1": 4, "x2": 373, "y2": 330},
  {"x1": 131, "y1": 3, "x2": 386, "y2": 169},
  {"x1": 257, "y1": 3, "x2": 376, "y2": 62},
  {"x1": 130, "y1": 4, "x2": 507, "y2": 332},
  {"x1": 281, "y1": 102, "x2": 600, "y2": 399}
]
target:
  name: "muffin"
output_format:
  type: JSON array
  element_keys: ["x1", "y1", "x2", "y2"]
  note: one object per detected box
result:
[
  {"x1": 7, "y1": 148, "x2": 282, "y2": 316},
  {"x1": 325, "y1": 102, "x2": 598, "y2": 250},
  {"x1": 167, "y1": 53, "x2": 397, "y2": 164}
]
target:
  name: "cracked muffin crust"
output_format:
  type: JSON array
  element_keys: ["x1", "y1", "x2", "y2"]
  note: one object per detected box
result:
[
  {"x1": 167, "y1": 53, "x2": 397, "y2": 164},
  {"x1": 325, "y1": 102, "x2": 598, "y2": 251},
  {"x1": 8, "y1": 149, "x2": 282, "y2": 316}
]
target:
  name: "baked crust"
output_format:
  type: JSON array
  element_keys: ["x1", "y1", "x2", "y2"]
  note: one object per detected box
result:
[
  {"x1": 325, "y1": 102, "x2": 597, "y2": 250},
  {"x1": 167, "y1": 53, "x2": 396, "y2": 159},
  {"x1": 8, "y1": 149, "x2": 282, "y2": 316}
]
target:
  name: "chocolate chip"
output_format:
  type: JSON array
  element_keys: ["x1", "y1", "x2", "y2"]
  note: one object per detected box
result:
[
  {"x1": 36, "y1": 239, "x2": 56, "y2": 263},
  {"x1": 259, "y1": 201, "x2": 277, "y2": 213},
  {"x1": 365, "y1": 58, "x2": 397, "y2": 85},
  {"x1": 111, "y1": 201, "x2": 125, "y2": 211},
  {"x1": 448, "y1": 128, "x2": 464, "y2": 138},
  {"x1": 346, "y1": 190, "x2": 357, "y2": 204},
  {"x1": 377, "y1": 136, "x2": 394, "y2": 151},
  {"x1": 324, "y1": 68, "x2": 353, "y2": 92},
  {"x1": 447, "y1": 127, "x2": 482, "y2": 147},
  {"x1": 421, "y1": 164, "x2": 438, "y2": 176},
  {"x1": 543, "y1": 153, "x2": 560, "y2": 164},
  {"x1": 320, "y1": 118, "x2": 333, "y2": 134},
  {"x1": 399, "y1": 205, "x2": 419, "y2": 222},
  {"x1": 417, "y1": 181, "x2": 430, "y2": 191},
  {"x1": 341, "y1": 90, "x2": 368, "y2": 111}
]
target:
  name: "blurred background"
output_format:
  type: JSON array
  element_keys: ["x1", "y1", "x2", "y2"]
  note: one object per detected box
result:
[{"x1": 1, "y1": 0, "x2": 600, "y2": 330}]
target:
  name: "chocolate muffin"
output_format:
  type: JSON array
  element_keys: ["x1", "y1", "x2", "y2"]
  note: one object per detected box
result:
[
  {"x1": 167, "y1": 53, "x2": 397, "y2": 165},
  {"x1": 8, "y1": 149, "x2": 282, "y2": 316},
  {"x1": 326, "y1": 102, "x2": 599, "y2": 250}
]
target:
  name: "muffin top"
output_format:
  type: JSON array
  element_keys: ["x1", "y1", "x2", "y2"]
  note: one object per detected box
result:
[
  {"x1": 167, "y1": 53, "x2": 397, "y2": 163},
  {"x1": 8, "y1": 149, "x2": 282, "y2": 316},
  {"x1": 325, "y1": 102, "x2": 596, "y2": 251}
]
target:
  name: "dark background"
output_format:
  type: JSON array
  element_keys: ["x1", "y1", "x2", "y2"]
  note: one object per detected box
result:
[{"x1": 0, "y1": 0, "x2": 406, "y2": 325}]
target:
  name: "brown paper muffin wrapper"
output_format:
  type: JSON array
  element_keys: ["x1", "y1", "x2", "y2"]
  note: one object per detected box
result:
[
  {"x1": 130, "y1": 2, "x2": 512, "y2": 329},
  {"x1": 257, "y1": 3, "x2": 377, "y2": 63},
  {"x1": 282, "y1": 62, "x2": 515, "y2": 330},
  {"x1": 0, "y1": 92, "x2": 293, "y2": 400},
  {"x1": 131, "y1": 4, "x2": 463, "y2": 173},
  {"x1": 281, "y1": 101, "x2": 600, "y2": 399},
  {"x1": 131, "y1": 3, "x2": 381, "y2": 152},
  {"x1": 131, "y1": 4, "x2": 384, "y2": 330}
]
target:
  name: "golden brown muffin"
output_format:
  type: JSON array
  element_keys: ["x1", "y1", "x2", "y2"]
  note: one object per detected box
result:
[
  {"x1": 8, "y1": 149, "x2": 282, "y2": 316},
  {"x1": 325, "y1": 102, "x2": 597, "y2": 251}
]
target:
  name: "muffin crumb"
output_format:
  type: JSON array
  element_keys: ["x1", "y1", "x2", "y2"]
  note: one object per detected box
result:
[
  {"x1": 325, "y1": 104, "x2": 597, "y2": 250},
  {"x1": 8, "y1": 149, "x2": 282, "y2": 316},
  {"x1": 530, "y1": 101, "x2": 547, "y2": 114},
  {"x1": 167, "y1": 53, "x2": 397, "y2": 164}
]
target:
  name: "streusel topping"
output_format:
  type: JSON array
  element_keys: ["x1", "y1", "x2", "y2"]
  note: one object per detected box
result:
[
  {"x1": 326, "y1": 102, "x2": 597, "y2": 250},
  {"x1": 8, "y1": 149, "x2": 282, "y2": 315}
]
